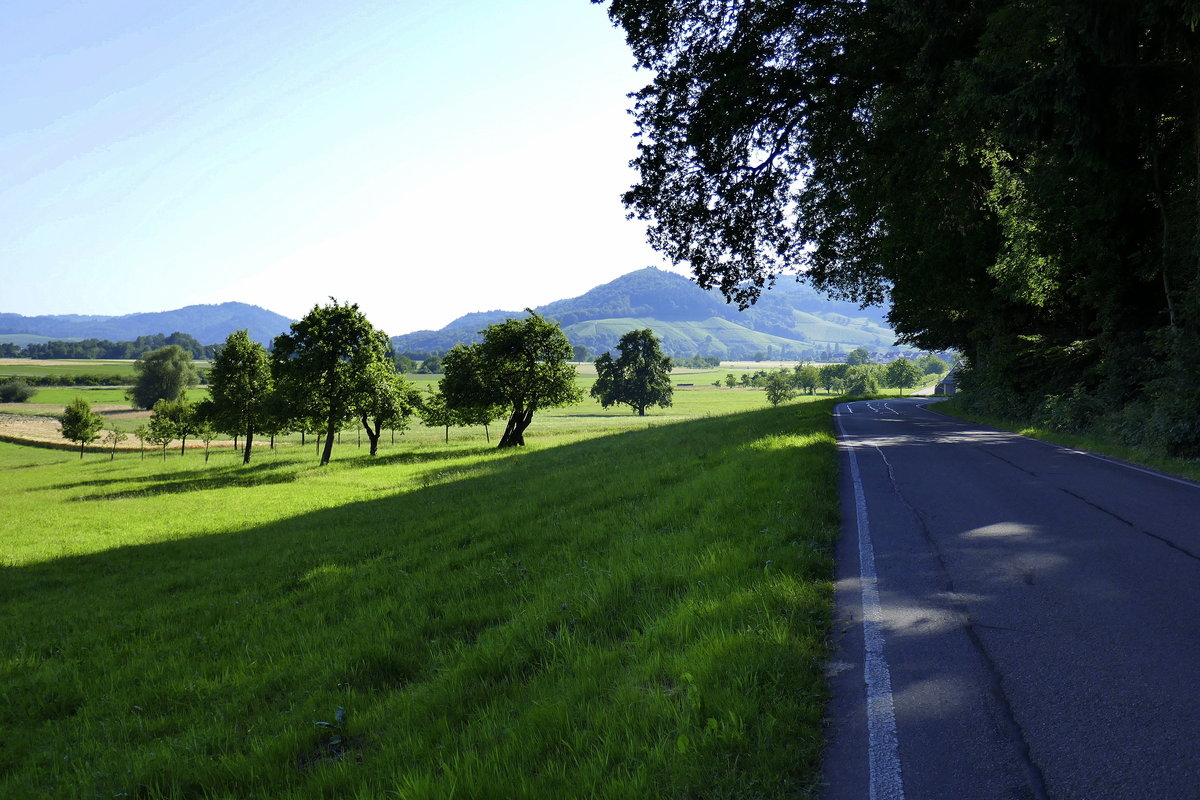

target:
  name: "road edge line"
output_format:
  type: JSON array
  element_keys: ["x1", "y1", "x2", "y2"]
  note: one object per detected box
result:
[{"x1": 835, "y1": 403, "x2": 905, "y2": 800}]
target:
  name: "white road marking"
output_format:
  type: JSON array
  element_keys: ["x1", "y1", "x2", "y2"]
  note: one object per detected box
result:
[
  {"x1": 916, "y1": 400, "x2": 1200, "y2": 491},
  {"x1": 836, "y1": 406, "x2": 905, "y2": 800}
]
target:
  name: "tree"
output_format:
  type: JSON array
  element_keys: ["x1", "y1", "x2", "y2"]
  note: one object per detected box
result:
[
  {"x1": 127, "y1": 345, "x2": 198, "y2": 409},
  {"x1": 102, "y1": 428, "x2": 128, "y2": 461},
  {"x1": 884, "y1": 358, "x2": 924, "y2": 396},
  {"x1": 272, "y1": 300, "x2": 392, "y2": 466},
  {"x1": 572, "y1": 344, "x2": 591, "y2": 362},
  {"x1": 724, "y1": 373, "x2": 737, "y2": 388},
  {"x1": 845, "y1": 348, "x2": 872, "y2": 367},
  {"x1": 133, "y1": 424, "x2": 150, "y2": 460},
  {"x1": 0, "y1": 378, "x2": 35, "y2": 403},
  {"x1": 918, "y1": 355, "x2": 948, "y2": 376},
  {"x1": 418, "y1": 388, "x2": 456, "y2": 443},
  {"x1": 208, "y1": 329, "x2": 273, "y2": 464},
  {"x1": 819, "y1": 364, "x2": 850, "y2": 395},
  {"x1": 151, "y1": 397, "x2": 200, "y2": 455},
  {"x1": 59, "y1": 398, "x2": 104, "y2": 458},
  {"x1": 845, "y1": 365, "x2": 881, "y2": 396},
  {"x1": 793, "y1": 364, "x2": 820, "y2": 395},
  {"x1": 440, "y1": 312, "x2": 582, "y2": 448},
  {"x1": 590, "y1": 329, "x2": 674, "y2": 416},
  {"x1": 355, "y1": 363, "x2": 419, "y2": 455},
  {"x1": 763, "y1": 371, "x2": 796, "y2": 406}
]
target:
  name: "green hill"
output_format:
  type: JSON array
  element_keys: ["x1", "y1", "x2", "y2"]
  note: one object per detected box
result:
[{"x1": 392, "y1": 268, "x2": 900, "y2": 360}]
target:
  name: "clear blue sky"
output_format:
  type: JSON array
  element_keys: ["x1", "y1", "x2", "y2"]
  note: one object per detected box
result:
[{"x1": 1, "y1": 0, "x2": 679, "y2": 335}]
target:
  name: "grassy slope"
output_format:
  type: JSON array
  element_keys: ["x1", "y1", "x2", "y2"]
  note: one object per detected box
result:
[{"x1": 0, "y1": 394, "x2": 840, "y2": 800}]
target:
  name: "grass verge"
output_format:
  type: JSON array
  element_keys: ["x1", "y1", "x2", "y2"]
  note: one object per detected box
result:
[
  {"x1": 1, "y1": 398, "x2": 840, "y2": 799},
  {"x1": 935, "y1": 395, "x2": 1200, "y2": 483}
]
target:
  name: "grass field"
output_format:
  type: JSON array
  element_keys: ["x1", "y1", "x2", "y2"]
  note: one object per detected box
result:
[{"x1": 0, "y1": 389, "x2": 841, "y2": 799}]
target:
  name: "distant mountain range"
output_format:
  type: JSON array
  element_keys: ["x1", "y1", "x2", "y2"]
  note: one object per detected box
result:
[
  {"x1": 0, "y1": 303, "x2": 294, "y2": 346},
  {"x1": 392, "y1": 268, "x2": 901, "y2": 361},
  {"x1": 0, "y1": 270, "x2": 902, "y2": 360}
]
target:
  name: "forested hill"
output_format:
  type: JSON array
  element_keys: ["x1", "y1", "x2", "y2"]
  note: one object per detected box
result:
[
  {"x1": 0, "y1": 303, "x2": 293, "y2": 346},
  {"x1": 391, "y1": 267, "x2": 898, "y2": 360}
]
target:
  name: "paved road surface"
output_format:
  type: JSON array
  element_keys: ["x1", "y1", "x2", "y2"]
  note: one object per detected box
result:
[{"x1": 822, "y1": 398, "x2": 1200, "y2": 800}]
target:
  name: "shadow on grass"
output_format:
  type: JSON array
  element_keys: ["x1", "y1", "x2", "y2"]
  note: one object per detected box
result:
[
  {"x1": 49, "y1": 459, "x2": 304, "y2": 499},
  {"x1": 1, "y1": 401, "x2": 843, "y2": 797}
]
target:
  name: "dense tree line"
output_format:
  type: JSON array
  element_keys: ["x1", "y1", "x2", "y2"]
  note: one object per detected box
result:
[
  {"x1": 10, "y1": 332, "x2": 217, "y2": 360},
  {"x1": 602, "y1": 0, "x2": 1200, "y2": 454}
]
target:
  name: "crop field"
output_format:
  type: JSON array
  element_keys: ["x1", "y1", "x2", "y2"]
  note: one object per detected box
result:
[
  {"x1": 0, "y1": 389, "x2": 840, "y2": 799},
  {"x1": 0, "y1": 358, "x2": 140, "y2": 379}
]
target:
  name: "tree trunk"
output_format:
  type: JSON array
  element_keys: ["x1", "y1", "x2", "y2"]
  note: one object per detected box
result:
[
  {"x1": 497, "y1": 408, "x2": 534, "y2": 448},
  {"x1": 242, "y1": 425, "x2": 254, "y2": 464},
  {"x1": 180, "y1": 436, "x2": 187, "y2": 456},
  {"x1": 79, "y1": 441, "x2": 84, "y2": 459},
  {"x1": 638, "y1": 406, "x2": 646, "y2": 416},
  {"x1": 361, "y1": 413, "x2": 380, "y2": 456},
  {"x1": 321, "y1": 416, "x2": 337, "y2": 465}
]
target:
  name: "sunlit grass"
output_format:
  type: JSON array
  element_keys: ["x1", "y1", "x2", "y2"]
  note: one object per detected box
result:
[{"x1": 0, "y1": 391, "x2": 840, "y2": 799}]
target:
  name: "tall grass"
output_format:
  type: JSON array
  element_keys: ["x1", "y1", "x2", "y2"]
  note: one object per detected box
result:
[{"x1": 0, "y1": 396, "x2": 840, "y2": 799}]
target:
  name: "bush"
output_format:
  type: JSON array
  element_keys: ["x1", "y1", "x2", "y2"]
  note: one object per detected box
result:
[{"x1": 0, "y1": 378, "x2": 35, "y2": 403}]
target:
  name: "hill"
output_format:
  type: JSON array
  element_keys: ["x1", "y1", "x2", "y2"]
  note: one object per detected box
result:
[
  {"x1": 392, "y1": 268, "x2": 899, "y2": 360},
  {"x1": 0, "y1": 302, "x2": 294, "y2": 346}
]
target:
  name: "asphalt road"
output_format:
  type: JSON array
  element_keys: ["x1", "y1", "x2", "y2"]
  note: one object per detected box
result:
[{"x1": 821, "y1": 398, "x2": 1200, "y2": 800}]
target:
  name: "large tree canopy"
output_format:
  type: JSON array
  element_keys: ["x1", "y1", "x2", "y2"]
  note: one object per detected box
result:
[
  {"x1": 590, "y1": 328, "x2": 674, "y2": 416},
  {"x1": 441, "y1": 312, "x2": 582, "y2": 448},
  {"x1": 272, "y1": 300, "x2": 393, "y2": 466},
  {"x1": 127, "y1": 345, "x2": 198, "y2": 410},
  {"x1": 602, "y1": 0, "x2": 1200, "y2": 454}
]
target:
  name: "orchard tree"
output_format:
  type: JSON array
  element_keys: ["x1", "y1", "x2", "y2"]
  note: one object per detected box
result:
[
  {"x1": 793, "y1": 364, "x2": 820, "y2": 395},
  {"x1": 845, "y1": 348, "x2": 872, "y2": 367},
  {"x1": 763, "y1": 370, "x2": 796, "y2": 407},
  {"x1": 355, "y1": 363, "x2": 420, "y2": 455},
  {"x1": 128, "y1": 345, "x2": 198, "y2": 409},
  {"x1": 846, "y1": 365, "x2": 881, "y2": 396},
  {"x1": 440, "y1": 312, "x2": 582, "y2": 448},
  {"x1": 59, "y1": 397, "x2": 104, "y2": 458},
  {"x1": 208, "y1": 329, "x2": 273, "y2": 464},
  {"x1": 418, "y1": 388, "x2": 456, "y2": 443},
  {"x1": 885, "y1": 358, "x2": 924, "y2": 396},
  {"x1": 151, "y1": 396, "x2": 200, "y2": 455},
  {"x1": 272, "y1": 299, "x2": 392, "y2": 466},
  {"x1": 102, "y1": 428, "x2": 128, "y2": 461},
  {"x1": 590, "y1": 329, "x2": 673, "y2": 416}
]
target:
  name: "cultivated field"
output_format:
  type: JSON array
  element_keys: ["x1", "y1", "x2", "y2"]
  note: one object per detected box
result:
[{"x1": 0, "y1": 388, "x2": 840, "y2": 799}]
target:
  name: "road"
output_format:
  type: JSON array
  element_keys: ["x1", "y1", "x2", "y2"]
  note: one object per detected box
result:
[{"x1": 821, "y1": 398, "x2": 1200, "y2": 800}]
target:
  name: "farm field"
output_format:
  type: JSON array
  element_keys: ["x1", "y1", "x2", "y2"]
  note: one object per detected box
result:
[{"x1": 0, "y1": 389, "x2": 839, "y2": 799}]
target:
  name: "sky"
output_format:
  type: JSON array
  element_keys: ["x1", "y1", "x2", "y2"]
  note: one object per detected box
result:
[{"x1": 0, "y1": 0, "x2": 683, "y2": 335}]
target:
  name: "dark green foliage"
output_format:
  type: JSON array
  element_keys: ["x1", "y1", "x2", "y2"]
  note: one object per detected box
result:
[
  {"x1": 884, "y1": 358, "x2": 923, "y2": 394},
  {"x1": 57, "y1": 397, "x2": 105, "y2": 458},
  {"x1": 127, "y1": 345, "x2": 199, "y2": 410},
  {"x1": 763, "y1": 371, "x2": 795, "y2": 406},
  {"x1": 208, "y1": 330, "x2": 273, "y2": 464},
  {"x1": 272, "y1": 300, "x2": 393, "y2": 466},
  {"x1": 151, "y1": 397, "x2": 201, "y2": 456},
  {"x1": 844, "y1": 348, "x2": 871, "y2": 367},
  {"x1": 845, "y1": 366, "x2": 881, "y2": 396},
  {"x1": 0, "y1": 378, "x2": 34, "y2": 403},
  {"x1": 591, "y1": 329, "x2": 674, "y2": 416},
  {"x1": 601, "y1": 0, "x2": 1200, "y2": 455},
  {"x1": 440, "y1": 312, "x2": 582, "y2": 448}
]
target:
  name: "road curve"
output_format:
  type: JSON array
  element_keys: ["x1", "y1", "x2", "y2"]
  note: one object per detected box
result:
[{"x1": 821, "y1": 398, "x2": 1200, "y2": 800}]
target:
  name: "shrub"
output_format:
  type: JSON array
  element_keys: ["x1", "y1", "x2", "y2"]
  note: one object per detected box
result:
[{"x1": 0, "y1": 378, "x2": 35, "y2": 403}]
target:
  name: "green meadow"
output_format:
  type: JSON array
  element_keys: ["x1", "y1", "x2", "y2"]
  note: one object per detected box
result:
[{"x1": 0, "y1": 390, "x2": 841, "y2": 799}]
